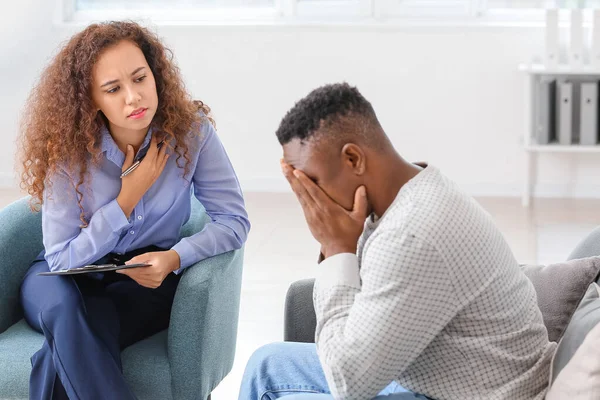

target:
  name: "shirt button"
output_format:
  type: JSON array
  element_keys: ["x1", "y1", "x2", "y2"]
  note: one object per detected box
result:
[
  {"x1": 137, "y1": 215, "x2": 143, "y2": 220},
  {"x1": 130, "y1": 230, "x2": 135, "y2": 235}
]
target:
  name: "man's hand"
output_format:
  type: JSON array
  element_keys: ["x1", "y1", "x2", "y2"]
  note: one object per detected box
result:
[
  {"x1": 117, "y1": 250, "x2": 180, "y2": 288},
  {"x1": 281, "y1": 161, "x2": 368, "y2": 259}
]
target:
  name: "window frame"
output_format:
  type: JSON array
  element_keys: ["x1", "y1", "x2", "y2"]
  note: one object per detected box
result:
[{"x1": 59, "y1": 0, "x2": 599, "y2": 27}]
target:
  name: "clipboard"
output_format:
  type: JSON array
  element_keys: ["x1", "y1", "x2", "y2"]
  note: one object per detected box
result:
[{"x1": 37, "y1": 263, "x2": 151, "y2": 276}]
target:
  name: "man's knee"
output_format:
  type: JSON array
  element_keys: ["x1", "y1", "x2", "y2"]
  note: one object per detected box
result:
[{"x1": 246, "y1": 342, "x2": 293, "y2": 376}]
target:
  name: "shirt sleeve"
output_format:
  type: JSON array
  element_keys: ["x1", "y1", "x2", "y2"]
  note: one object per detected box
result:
[
  {"x1": 170, "y1": 120, "x2": 250, "y2": 273},
  {"x1": 42, "y1": 168, "x2": 131, "y2": 271},
  {"x1": 313, "y1": 230, "x2": 460, "y2": 400}
]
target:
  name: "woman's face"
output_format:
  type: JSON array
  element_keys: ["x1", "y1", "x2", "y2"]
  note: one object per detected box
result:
[{"x1": 91, "y1": 40, "x2": 158, "y2": 139}]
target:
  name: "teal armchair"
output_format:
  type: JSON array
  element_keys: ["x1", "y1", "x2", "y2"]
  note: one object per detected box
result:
[{"x1": 0, "y1": 197, "x2": 244, "y2": 400}]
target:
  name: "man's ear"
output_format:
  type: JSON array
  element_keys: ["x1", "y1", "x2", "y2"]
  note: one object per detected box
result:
[{"x1": 341, "y1": 143, "x2": 366, "y2": 175}]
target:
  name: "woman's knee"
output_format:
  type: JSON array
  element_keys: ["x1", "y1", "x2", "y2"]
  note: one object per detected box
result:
[
  {"x1": 21, "y1": 269, "x2": 84, "y2": 324},
  {"x1": 33, "y1": 289, "x2": 87, "y2": 338}
]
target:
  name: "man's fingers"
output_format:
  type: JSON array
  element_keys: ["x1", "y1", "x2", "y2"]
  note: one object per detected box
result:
[
  {"x1": 351, "y1": 185, "x2": 369, "y2": 220},
  {"x1": 281, "y1": 162, "x2": 312, "y2": 208},
  {"x1": 280, "y1": 161, "x2": 296, "y2": 185},
  {"x1": 293, "y1": 170, "x2": 331, "y2": 208}
]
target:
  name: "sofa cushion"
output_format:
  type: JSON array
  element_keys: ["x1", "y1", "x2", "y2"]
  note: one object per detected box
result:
[
  {"x1": 546, "y1": 284, "x2": 600, "y2": 399},
  {"x1": 521, "y1": 256, "x2": 600, "y2": 343},
  {"x1": 550, "y1": 282, "x2": 600, "y2": 383}
]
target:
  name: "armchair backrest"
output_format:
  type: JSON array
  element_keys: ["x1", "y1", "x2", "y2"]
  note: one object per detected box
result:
[{"x1": 0, "y1": 197, "x2": 43, "y2": 332}]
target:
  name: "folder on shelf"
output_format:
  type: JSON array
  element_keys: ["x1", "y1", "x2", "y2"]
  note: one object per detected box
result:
[
  {"x1": 580, "y1": 82, "x2": 600, "y2": 146},
  {"x1": 537, "y1": 79, "x2": 556, "y2": 145},
  {"x1": 545, "y1": 9, "x2": 559, "y2": 67},
  {"x1": 570, "y1": 9, "x2": 584, "y2": 66},
  {"x1": 557, "y1": 81, "x2": 574, "y2": 145},
  {"x1": 573, "y1": 81, "x2": 581, "y2": 144},
  {"x1": 592, "y1": 10, "x2": 600, "y2": 67}
]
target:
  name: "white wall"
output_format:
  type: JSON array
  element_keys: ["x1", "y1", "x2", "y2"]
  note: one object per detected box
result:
[{"x1": 2, "y1": 1, "x2": 599, "y2": 198}]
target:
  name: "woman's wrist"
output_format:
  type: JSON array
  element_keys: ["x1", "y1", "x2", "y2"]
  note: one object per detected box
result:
[
  {"x1": 116, "y1": 193, "x2": 135, "y2": 219},
  {"x1": 166, "y1": 250, "x2": 181, "y2": 272}
]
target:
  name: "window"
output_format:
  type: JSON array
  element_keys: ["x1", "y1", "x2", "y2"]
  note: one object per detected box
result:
[
  {"x1": 486, "y1": 0, "x2": 559, "y2": 8},
  {"x1": 65, "y1": 0, "x2": 600, "y2": 24},
  {"x1": 487, "y1": 0, "x2": 599, "y2": 7},
  {"x1": 292, "y1": 0, "x2": 372, "y2": 19},
  {"x1": 482, "y1": 0, "x2": 600, "y2": 24},
  {"x1": 77, "y1": 0, "x2": 276, "y2": 10},
  {"x1": 377, "y1": 1, "x2": 474, "y2": 18},
  {"x1": 69, "y1": 0, "x2": 279, "y2": 22}
]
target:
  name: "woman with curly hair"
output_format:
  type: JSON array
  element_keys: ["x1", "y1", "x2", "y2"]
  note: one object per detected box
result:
[{"x1": 18, "y1": 21, "x2": 250, "y2": 399}]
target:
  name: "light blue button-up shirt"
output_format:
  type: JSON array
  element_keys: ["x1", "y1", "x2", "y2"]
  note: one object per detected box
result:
[{"x1": 42, "y1": 117, "x2": 250, "y2": 274}]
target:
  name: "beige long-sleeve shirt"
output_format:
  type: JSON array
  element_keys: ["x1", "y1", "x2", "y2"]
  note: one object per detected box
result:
[{"x1": 314, "y1": 165, "x2": 556, "y2": 400}]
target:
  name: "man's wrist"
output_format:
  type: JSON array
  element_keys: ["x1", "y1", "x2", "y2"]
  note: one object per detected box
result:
[
  {"x1": 315, "y1": 252, "x2": 361, "y2": 289},
  {"x1": 323, "y1": 244, "x2": 356, "y2": 259}
]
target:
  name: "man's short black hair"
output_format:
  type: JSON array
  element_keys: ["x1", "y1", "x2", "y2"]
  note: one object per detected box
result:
[{"x1": 276, "y1": 83, "x2": 381, "y2": 146}]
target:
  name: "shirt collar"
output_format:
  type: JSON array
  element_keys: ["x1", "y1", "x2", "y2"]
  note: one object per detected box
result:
[{"x1": 100, "y1": 124, "x2": 154, "y2": 167}]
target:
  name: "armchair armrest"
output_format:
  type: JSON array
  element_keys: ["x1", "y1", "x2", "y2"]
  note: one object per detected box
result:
[
  {"x1": 284, "y1": 278, "x2": 316, "y2": 343},
  {"x1": 168, "y1": 248, "x2": 244, "y2": 400},
  {"x1": 0, "y1": 197, "x2": 43, "y2": 333}
]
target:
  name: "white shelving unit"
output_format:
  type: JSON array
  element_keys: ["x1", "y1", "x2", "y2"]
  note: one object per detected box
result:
[{"x1": 520, "y1": 63, "x2": 600, "y2": 207}]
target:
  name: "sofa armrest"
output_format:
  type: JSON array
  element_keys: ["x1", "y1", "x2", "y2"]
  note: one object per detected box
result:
[
  {"x1": 0, "y1": 197, "x2": 43, "y2": 333},
  {"x1": 568, "y1": 226, "x2": 600, "y2": 261},
  {"x1": 284, "y1": 278, "x2": 317, "y2": 343},
  {"x1": 167, "y1": 248, "x2": 244, "y2": 400}
]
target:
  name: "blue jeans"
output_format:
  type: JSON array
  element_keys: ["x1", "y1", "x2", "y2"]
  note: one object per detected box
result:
[{"x1": 238, "y1": 342, "x2": 432, "y2": 400}]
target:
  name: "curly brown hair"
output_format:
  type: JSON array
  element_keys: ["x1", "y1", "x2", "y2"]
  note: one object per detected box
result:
[{"x1": 19, "y1": 21, "x2": 211, "y2": 225}]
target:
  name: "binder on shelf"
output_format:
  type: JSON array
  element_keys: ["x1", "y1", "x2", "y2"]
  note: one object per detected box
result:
[
  {"x1": 557, "y1": 81, "x2": 574, "y2": 145},
  {"x1": 545, "y1": 9, "x2": 559, "y2": 67},
  {"x1": 570, "y1": 9, "x2": 584, "y2": 67},
  {"x1": 537, "y1": 79, "x2": 556, "y2": 145},
  {"x1": 580, "y1": 82, "x2": 599, "y2": 146},
  {"x1": 572, "y1": 81, "x2": 581, "y2": 144}
]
